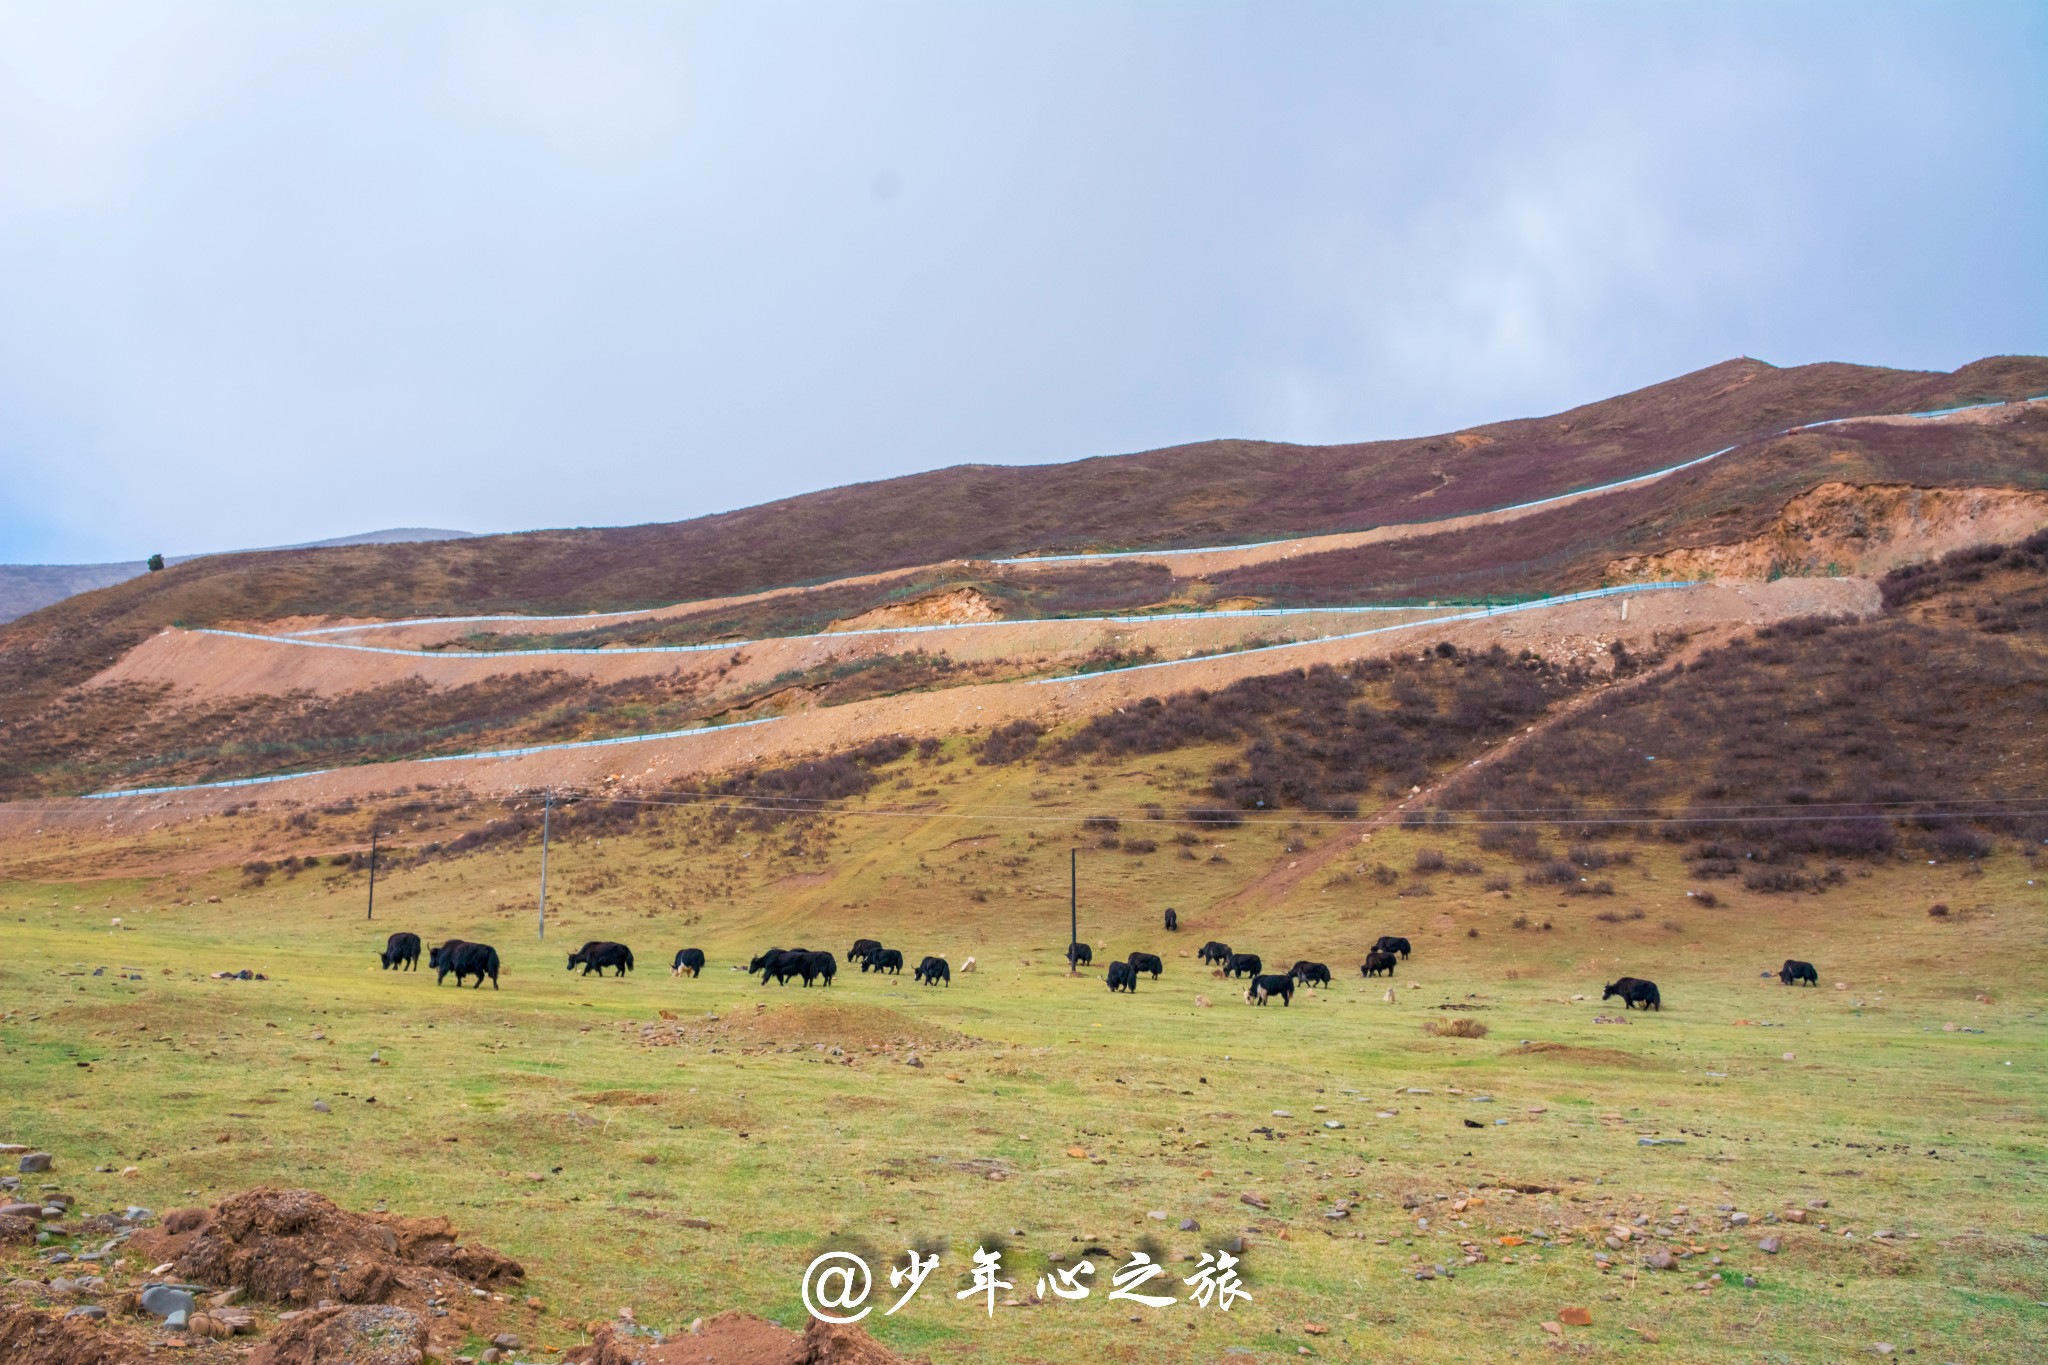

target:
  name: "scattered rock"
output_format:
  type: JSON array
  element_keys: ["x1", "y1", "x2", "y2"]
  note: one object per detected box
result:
[
  {"x1": 64, "y1": 1306, "x2": 107, "y2": 1322},
  {"x1": 1195, "y1": 995, "x2": 1212, "y2": 1008},
  {"x1": 1558, "y1": 1306, "x2": 1593, "y2": 1327},
  {"x1": 1643, "y1": 1249, "x2": 1677, "y2": 1271},
  {"x1": 1541, "y1": 1321, "x2": 1562, "y2": 1337},
  {"x1": 17, "y1": 1154, "x2": 51, "y2": 1175},
  {"x1": 310, "y1": 1101, "x2": 330, "y2": 1114},
  {"x1": 1758, "y1": 1236, "x2": 1782, "y2": 1254},
  {"x1": 1180, "y1": 1219, "x2": 1200, "y2": 1232},
  {"x1": 139, "y1": 1284, "x2": 196, "y2": 1322}
]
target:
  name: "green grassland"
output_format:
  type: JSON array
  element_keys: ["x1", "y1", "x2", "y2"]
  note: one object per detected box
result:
[{"x1": 3, "y1": 749, "x2": 2044, "y2": 1363}]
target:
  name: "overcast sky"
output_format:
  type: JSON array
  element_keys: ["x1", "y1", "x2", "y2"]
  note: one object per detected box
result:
[{"x1": 2, "y1": 2, "x2": 2043, "y2": 564}]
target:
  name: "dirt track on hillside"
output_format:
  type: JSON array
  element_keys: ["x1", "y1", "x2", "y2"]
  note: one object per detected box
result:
[
  {"x1": 92, "y1": 607, "x2": 1448, "y2": 704},
  {"x1": 6, "y1": 578, "x2": 1874, "y2": 839},
  {"x1": 288, "y1": 466, "x2": 1713, "y2": 650}
]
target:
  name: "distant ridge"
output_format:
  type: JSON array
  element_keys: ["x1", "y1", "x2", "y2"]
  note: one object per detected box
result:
[{"x1": 0, "y1": 527, "x2": 476, "y2": 623}]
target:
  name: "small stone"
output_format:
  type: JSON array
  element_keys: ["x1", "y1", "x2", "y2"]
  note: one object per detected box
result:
[
  {"x1": 1147, "y1": 1210, "x2": 1167, "y2": 1220},
  {"x1": 18, "y1": 1154, "x2": 51, "y2": 1174},
  {"x1": 141, "y1": 1284, "x2": 197, "y2": 1322},
  {"x1": 1644, "y1": 1249, "x2": 1676, "y2": 1271},
  {"x1": 1729, "y1": 1212, "x2": 1751, "y2": 1226},
  {"x1": 1325, "y1": 1121, "x2": 1344, "y2": 1129},
  {"x1": 1742, "y1": 1275, "x2": 1757, "y2": 1288},
  {"x1": 1541, "y1": 1321, "x2": 1562, "y2": 1337},
  {"x1": 1871, "y1": 1346, "x2": 1894, "y2": 1357},
  {"x1": 904, "y1": 1054, "x2": 924, "y2": 1068},
  {"x1": 1180, "y1": 1218, "x2": 1199, "y2": 1231},
  {"x1": 1783, "y1": 1209, "x2": 1807, "y2": 1224},
  {"x1": 1759, "y1": 1236, "x2": 1781, "y2": 1254},
  {"x1": 1272, "y1": 1110, "x2": 1294, "y2": 1119},
  {"x1": 66, "y1": 1305, "x2": 107, "y2": 1321},
  {"x1": 1240, "y1": 1193, "x2": 1269, "y2": 1209},
  {"x1": 311, "y1": 1100, "x2": 330, "y2": 1113},
  {"x1": 492, "y1": 1333, "x2": 520, "y2": 1350},
  {"x1": 1558, "y1": 1306, "x2": 1593, "y2": 1327}
]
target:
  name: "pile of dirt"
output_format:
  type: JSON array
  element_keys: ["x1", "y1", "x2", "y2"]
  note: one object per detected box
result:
[
  {"x1": 0, "y1": 1306, "x2": 142, "y2": 1365},
  {"x1": 246, "y1": 1304, "x2": 428, "y2": 1365},
  {"x1": 634, "y1": 1001, "x2": 975, "y2": 1056},
  {"x1": 127, "y1": 1187, "x2": 522, "y2": 1313},
  {"x1": 568, "y1": 1312, "x2": 921, "y2": 1365}
]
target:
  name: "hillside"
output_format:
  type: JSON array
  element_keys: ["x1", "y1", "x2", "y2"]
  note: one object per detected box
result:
[
  {"x1": 0, "y1": 528, "x2": 477, "y2": 625},
  {"x1": 5, "y1": 355, "x2": 2045, "y2": 730}
]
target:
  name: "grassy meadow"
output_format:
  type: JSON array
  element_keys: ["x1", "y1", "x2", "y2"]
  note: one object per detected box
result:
[{"x1": 2, "y1": 748, "x2": 2044, "y2": 1363}]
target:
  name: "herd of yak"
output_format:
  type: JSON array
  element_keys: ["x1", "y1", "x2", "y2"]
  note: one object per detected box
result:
[{"x1": 376, "y1": 913, "x2": 1826, "y2": 1009}]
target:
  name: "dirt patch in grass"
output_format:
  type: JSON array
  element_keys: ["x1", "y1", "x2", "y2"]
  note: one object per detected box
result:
[
  {"x1": 573, "y1": 1090, "x2": 666, "y2": 1107},
  {"x1": 639, "y1": 1001, "x2": 975, "y2": 1054},
  {"x1": 570, "y1": 1311, "x2": 919, "y2": 1364},
  {"x1": 1506, "y1": 1041, "x2": 1656, "y2": 1068}
]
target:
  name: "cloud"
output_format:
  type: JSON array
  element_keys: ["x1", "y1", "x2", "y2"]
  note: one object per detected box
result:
[{"x1": 0, "y1": 3, "x2": 2041, "y2": 563}]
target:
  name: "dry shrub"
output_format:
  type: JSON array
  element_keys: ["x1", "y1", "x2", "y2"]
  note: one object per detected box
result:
[{"x1": 1425, "y1": 1018, "x2": 1489, "y2": 1039}]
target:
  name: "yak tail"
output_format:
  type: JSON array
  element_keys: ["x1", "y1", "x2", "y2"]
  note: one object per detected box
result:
[{"x1": 624, "y1": 948, "x2": 635, "y2": 970}]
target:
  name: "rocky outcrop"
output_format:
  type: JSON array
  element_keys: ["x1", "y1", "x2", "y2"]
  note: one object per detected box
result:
[{"x1": 1607, "y1": 483, "x2": 2048, "y2": 583}]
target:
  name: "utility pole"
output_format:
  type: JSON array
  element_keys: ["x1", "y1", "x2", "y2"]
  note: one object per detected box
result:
[
  {"x1": 537, "y1": 789, "x2": 552, "y2": 941},
  {"x1": 1069, "y1": 847, "x2": 1078, "y2": 976},
  {"x1": 365, "y1": 827, "x2": 378, "y2": 920}
]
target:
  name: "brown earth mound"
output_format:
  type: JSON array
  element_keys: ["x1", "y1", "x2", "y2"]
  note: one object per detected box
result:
[
  {"x1": 128, "y1": 1188, "x2": 522, "y2": 1312},
  {"x1": 0, "y1": 1307, "x2": 136, "y2": 1365},
  {"x1": 246, "y1": 1304, "x2": 429, "y2": 1365},
  {"x1": 568, "y1": 1312, "x2": 921, "y2": 1365}
]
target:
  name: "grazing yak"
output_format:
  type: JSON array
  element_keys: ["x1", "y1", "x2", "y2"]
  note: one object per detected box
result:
[
  {"x1": 380, "y1": 932, "x2": 421, "y2": 972},
  {"x1": 670, "y1": 948, "x2": 706, "y2": 978},
  {"x1": 1105, "y1": 960, "x2": 1138, "y2": 993},
  {"x1": 1226, "y1": 952, "x2": 1263, "y2": 979},
  {"x1": 1245, "y1": 973, "x2": 1296, "y2": 1006},
  {"x1": 1289, "y1": 960, "x2": 1332, "y2": 988},
  {"x1": 796, "y1": 950, "x2": 838, "y2": 987},
  {"x1": 915, "y1": 955, "x2": 952, "y2": 987},
  {"x1": 1373, "y1": 935, "x2": 1412, "y2": 960},
  {"x1": 848, "y1": 938, "x2": 882, "y2": 963},
  {"x1": 1779, "y1": 959, "x2": 1819, "y2": 986},
  {"x1": 1197, "y1": 941, "x2": 1232, "y2": 966},
  {"x1": 1126, "y1": 951, "x2": 1165, "y2": 980},
  {"x1": 1603, "y1": 976, "x2": 1662, "y2": 1011},
  {"x1": 864, "y1": 947, "x2": 905, "y2": 975},
  {"x1": 430, "y1": 939, "x2": 499, "y2": 990},
  {"x1": 749, "y1": 947, "x2": 811, "y2": 984},
  {"x1": 1163, "y1": 907, "x2": 1178, "y2": 932},
  {"x1": 1067, "y1": 942, "x2": 1093, "y2": 969},
  {"x1": 1360, "y1": 951, "x2": 1397, "y2": 978},
  {"x1": 567, "y1": 941, "x2": 634, "y2": 977}
]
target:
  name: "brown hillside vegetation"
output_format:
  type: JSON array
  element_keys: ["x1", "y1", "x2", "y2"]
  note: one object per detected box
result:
[
  {"x1": 1434, "y1": 541, "x2": 2048, "y2": 874},
  {"x1": 5, "y1": 355, "x2": 2044, "y2": 725},
  {"x1": 1213, "y1": 402, "x2": 2048, "y2": 605}
]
